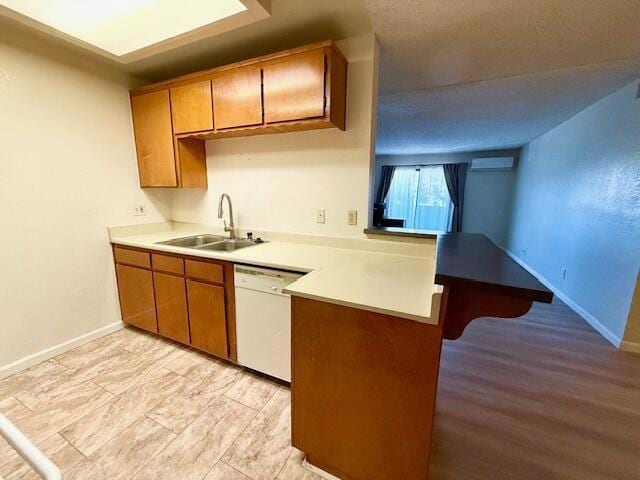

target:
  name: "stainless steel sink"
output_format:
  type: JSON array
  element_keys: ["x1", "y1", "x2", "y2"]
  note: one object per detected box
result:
[
  {"x1": 157, "y1": 234, "x2": 226, "y2": 248},
  {"x1": 197, "y1": 238, "x2": 257, "y2": 252},
  {"x1": 156, "y1": 234, "x2": 261, "y2": 252}
]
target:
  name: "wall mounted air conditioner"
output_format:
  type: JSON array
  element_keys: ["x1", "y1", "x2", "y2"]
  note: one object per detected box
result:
[{"x1": 470, "y1": 157, "x2": 514, "y2": 171}]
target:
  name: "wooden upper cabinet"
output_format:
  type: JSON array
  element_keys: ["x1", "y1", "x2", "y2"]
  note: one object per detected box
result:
[
  {"x1": 130, "y1": 90, "x2": 177, "y2": 187},
  {"x1": 129, "y1": 41, "x2": 347, "y2": 189},
  {"x1": 170, "y1": 81, "x2": 214, "y2": 134},
  {"x1": 212, "y1": 66, "x2": 263, "y2": 129},
  {"x1": 263, "y1": 50, "x2": 326, "y2": 124}
]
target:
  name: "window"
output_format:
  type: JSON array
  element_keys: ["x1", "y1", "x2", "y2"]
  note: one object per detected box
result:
[{"x1": 385, "y1": 165, "x2": 453, "y2": 231}]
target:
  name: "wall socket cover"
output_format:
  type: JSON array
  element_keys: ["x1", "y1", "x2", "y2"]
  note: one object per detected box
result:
[
  {"x1": 348, "y1": 210, "x2": 357, "y2": 225},
  {"x1": 134, "y1": 204, "x2": 146, "y2": 216},
  {"x1": 316, "y1": 209, "x2": 326, "y2": 224}
]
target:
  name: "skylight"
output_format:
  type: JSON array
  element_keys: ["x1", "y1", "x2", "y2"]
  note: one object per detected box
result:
[{"x1": 0, "y1": 0, "x2": 248, "y2": 56}]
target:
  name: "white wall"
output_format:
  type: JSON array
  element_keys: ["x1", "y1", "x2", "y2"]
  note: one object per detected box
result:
[
  {"x1": 0, "y1": 23, "x2": 171, "y2": 369},
  {"x1": 506, "y1": 79, "x2": 640, "y2": 345},
  {"x1": 463, "y1": 168, "x2": 517, "y2": 247},
  {"x1": 171, "y1": 35, "x2": 378, "y2": 238}
]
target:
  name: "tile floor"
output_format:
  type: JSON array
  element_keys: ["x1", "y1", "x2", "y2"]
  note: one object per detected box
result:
[
  {"x1": 0, "y1": 327, "x2": 320, "y2": 480},
  {"x1": 6, "y1": 300, "x2": 636, "y2": 479}
]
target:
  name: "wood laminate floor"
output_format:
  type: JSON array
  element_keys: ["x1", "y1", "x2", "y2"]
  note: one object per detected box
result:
[
  {"x1": 431, "y1": 299, "x2": 640, "y2": 480},
  {"x1": 0, "y1": 299, "x2": 638, "y2": 479}
]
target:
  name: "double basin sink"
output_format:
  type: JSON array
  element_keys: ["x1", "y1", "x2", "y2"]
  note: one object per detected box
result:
[{"x1": 156, "y1": 234, "x2": 259, "y2": 252}]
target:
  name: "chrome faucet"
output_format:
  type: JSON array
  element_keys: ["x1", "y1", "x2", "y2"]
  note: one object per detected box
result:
[{"x1": 217, "y1": 193, "x2": 236, "y2": 239}]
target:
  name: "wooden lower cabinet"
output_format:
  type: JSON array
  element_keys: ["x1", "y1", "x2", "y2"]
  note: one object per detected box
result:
[
  {"x1": 113, "y1": 246, "x2": 233, "y2": 360},
  {"x1": 115, "y1": 264, "x2": 158, "y2": 333},
  {"x1": 186, "y1": 280, "x2": 228, "y2": 358},
  {"x1": 153, "y1": 272, "x2": 190, "y2": 344}
]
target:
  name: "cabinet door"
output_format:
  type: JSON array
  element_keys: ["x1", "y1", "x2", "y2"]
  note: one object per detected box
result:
[
  {"x1": 115, "y1": 264, "x2": 157, "y2": 333},
  {"x1": 153, "y1": 272, "x2": 190, "y2": 344},
  {"x1": 187, "y1": 280, "x2": 228, "y2": 358},
  {"x1": 212, "y1": 66, "x2": 263, "y2": 129},
  {"x1": 170, "y1": 81, "x2": 214, "y2": 134},
  {"x1": 130, "y1": 90, "x2": 177, "y2": 187},
  {"x1": 263, "y1": 50, "x2": 326, "y2": 123}
]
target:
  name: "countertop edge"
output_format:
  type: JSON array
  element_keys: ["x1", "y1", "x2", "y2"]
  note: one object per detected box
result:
[{"x1": 284, "y1": 289, "x2": 438, "y2": 325}]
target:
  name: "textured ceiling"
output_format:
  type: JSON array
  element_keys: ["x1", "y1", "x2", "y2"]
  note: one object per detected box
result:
[
  {"x1": 366, "y1": 0, "x2": 640, "y2": 153},
  {"x1": 365, "y1": 0, "x2": 640, "y2": 95},
  {"x1": 376, "y1": 62, "x2": 640, "y2": 154}
]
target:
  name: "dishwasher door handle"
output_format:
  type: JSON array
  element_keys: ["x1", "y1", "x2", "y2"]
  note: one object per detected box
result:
[{"x1": 0, "y1": 414, "x2": 61, "y2": 480}]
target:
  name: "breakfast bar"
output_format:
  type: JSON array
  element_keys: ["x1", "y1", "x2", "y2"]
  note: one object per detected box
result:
[
  {"x1": 287, "y1": 233, "x2": 552, "y2": 480},
  {"x1": 109, "y1": 224, "x2": 552, "y2": 480}
]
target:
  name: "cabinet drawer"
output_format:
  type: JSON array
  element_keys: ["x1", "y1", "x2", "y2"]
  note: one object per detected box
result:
[
  {"x1": 114, "y1": 247, "x2": 151, "y2": 269},
  {"x1": 185, "y1": 259, "x2": 224, "y2": 284},
  {"x1": 152, "y1": 253, "x2": 184, "y2": 275}
]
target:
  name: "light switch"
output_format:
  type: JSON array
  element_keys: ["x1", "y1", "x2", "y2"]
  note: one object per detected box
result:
[
  {"x1": 317, "y1": 209, "x2": 326, "y2": 224},
  {"x1": 348, "y1": 210, "x2": 357, "y2": 225}
]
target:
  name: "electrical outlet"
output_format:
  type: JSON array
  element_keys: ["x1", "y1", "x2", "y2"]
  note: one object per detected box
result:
[
  {"x1": 316, "y1": 209, "x2": 326, "y2": 224},
  {"x1": 134, "y1": 203, "x2": 146, "y2": 216},
  {"x1": 347, "y1": 210, "x2": 358, "y2": 225},
  {"x1": 520, "y1": 248, "x2": 527, "y2": 257}
]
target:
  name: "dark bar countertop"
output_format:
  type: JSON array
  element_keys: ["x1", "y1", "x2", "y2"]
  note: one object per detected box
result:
[{"x1": 434, "y1": 233, "x2": 553, "y2": 303}]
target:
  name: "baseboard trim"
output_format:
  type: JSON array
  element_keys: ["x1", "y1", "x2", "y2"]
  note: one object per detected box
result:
[
  {"x1": 502, "y1": 248, "x2": 623, "y2": 349},
  {"x1": 620, "y1": 340, "x2": 640, "y2": 354},
  {"x1": 302, "y1": 459, "x2": 341, "y2": 480},
  {"x1": 0, "y1": 321, "x2": 124, "y2": 380}
]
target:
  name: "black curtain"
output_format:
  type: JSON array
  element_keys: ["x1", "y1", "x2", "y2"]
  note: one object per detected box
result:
[
  {"x1": 376, "y1": 165, "x2": 396, "y2": 203},
  {"x1": 443, "y1": 163, "x2": 469, "y2": 232}
]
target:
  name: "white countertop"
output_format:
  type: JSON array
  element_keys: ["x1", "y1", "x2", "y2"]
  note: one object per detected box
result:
[{"x1": 108, "y1": 223, "x2": 442, "y2": 324}]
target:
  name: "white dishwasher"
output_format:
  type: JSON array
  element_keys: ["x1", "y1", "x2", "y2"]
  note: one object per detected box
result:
[{"x1": 234, "y1": 265, "x2": 303, "y2": 382}]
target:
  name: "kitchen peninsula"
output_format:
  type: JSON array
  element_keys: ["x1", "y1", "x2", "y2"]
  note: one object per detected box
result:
[{"x1": 109, "y1": 222, "x2": 551, "y2": 480}]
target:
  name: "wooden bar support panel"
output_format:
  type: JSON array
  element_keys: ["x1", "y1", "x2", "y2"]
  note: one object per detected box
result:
[
  {"x1": 291, "y1": 296, "x2": 443, "y2": 480},
  {"x1": 440, "y1": 286, "x2": 533, "y2": 340}
]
